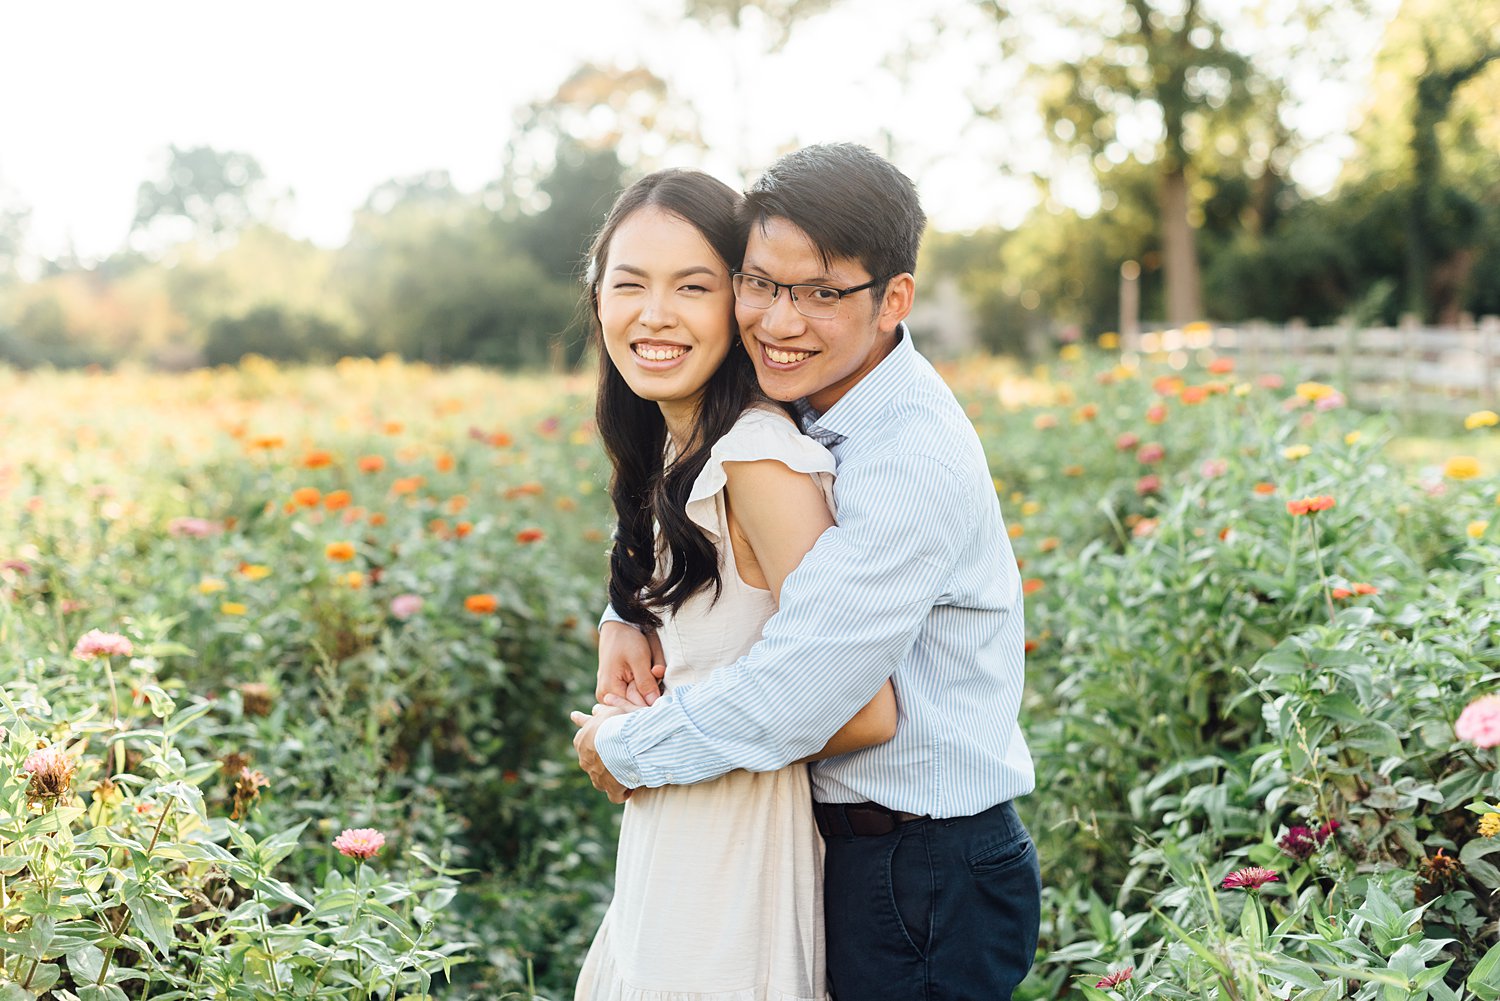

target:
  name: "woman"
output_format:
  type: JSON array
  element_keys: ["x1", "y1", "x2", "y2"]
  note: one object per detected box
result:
[{"x1": 572, "y1": 169, "x2": 897, "y2": 1000}]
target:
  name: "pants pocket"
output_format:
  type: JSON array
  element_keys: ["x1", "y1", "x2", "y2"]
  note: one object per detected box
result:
[
  {"x1": 889, "y1": 829, "x2": 934, "y2": 958},
  {"x1": 967, "y1": 834, "x2": 1035, "y2": 876}
]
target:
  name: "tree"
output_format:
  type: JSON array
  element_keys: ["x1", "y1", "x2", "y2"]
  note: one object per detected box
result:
[
  {"x1": 969, "y1": 0, "x2": 1374, "y2": 325},
  {"x1": 130, "y1": 145, "x2": 275, "y2": 254}
]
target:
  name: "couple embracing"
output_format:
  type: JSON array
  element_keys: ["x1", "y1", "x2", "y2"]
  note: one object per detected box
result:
[{"x1": 569, "y1": 144, "x2": 1040, "y2": 1001}]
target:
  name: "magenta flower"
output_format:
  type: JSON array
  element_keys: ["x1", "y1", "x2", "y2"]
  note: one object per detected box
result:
[
  {"x1": 1136, "y1": 442, "x2": 1165, "y2": 464},
  {"x1": 1314, "y1": 391, "x2": 1346, "y2": 412},
  {"x1": 1278, "y1": 826, "x2": 1318, "y2": 861},
  {"x1": 1223, "y1": 866, "x2": 1279, "y2": 891},
  {"x1": 1458, "y1": 696, "x2": 1500, "y2": 748},
  {"x1": 1199, "y1": 458, "x2": 1228, "y2": 479},
  {"x1": 1095, "y1": 967, "x2": 1134, "y2": 989},
  {"x1": 1115, "y1": 432, "x2": 1140, "y2": 451},
  {"x1": 167, "y1": 516, "x2": 221, "y2": 538},
  {"x1": 1316, "y1": 819, "x2": 1340, "y2": 843},
  {"x1": 72, "y1": 629, "x2": 133, "y2": 659},
  {"x1": 1135, "y1": 474, "x2": 1161, "y2": 496},
  {"x1": 332, "y1": 827, "x2": 386, "y2": 860},
  {"x1": 390, "y1": 594, "x2": 424, "y2": 620}
]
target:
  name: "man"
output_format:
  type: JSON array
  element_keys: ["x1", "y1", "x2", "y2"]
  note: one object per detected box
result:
[{"x1": 574, "y1": 143, "x2": 1039, "y2": 1000}]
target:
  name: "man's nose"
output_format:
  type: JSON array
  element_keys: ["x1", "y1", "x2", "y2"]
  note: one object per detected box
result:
[{"x1": 758, "y1": 290, "x2": 806, "y2": 340}]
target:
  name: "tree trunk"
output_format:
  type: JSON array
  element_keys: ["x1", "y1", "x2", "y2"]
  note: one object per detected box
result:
[{"x1": 1160, "y1": 166, "x2": 1204, "y2": 326}]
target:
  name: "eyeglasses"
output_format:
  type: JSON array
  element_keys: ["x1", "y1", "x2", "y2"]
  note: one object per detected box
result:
[{"x1": 731, "y1": 271, "x2": 887, "y2": 319}]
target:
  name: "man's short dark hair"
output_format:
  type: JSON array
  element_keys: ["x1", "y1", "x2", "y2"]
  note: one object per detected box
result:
[{"x1": 742, "y1": 143, "x2": 926, "y2": 286}]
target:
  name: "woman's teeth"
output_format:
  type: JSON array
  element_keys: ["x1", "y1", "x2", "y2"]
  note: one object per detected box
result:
[{"x1": 634, "y1": 345, "x2": 687, "y2": 361}]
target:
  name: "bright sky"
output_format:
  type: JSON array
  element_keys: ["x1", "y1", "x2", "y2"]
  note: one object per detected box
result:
[{"x1": 0, "y1": 0, "x2": 1396, "y2": 262}]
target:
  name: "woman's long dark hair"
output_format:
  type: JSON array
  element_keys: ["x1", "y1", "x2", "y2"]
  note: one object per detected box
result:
[{"x1": 587, "y1": 169, "x2": 767, "y2": 628}]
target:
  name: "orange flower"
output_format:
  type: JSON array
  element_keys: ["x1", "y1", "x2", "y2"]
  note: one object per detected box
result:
[
  {"x1": 292, "y1": 486, "x2": 322, "y2": 508},
  {"x1": 324, "y1": 489, "x2": 352, "y2": 511},
  {"x1": 358, "y1": 455, "x2": 386, "y2": 474},
  {"x1": 1179, "y1": 385, "x2": 1208, "y2": 405},
  {"x1": 325, "y1": 541, "x2": 356, "y2": 562},
  {"x1": 455, "y1": 521, "x2": 473, "y2": 538},
  {"x1": 1075, "y1": 404, "x2": 1098, "y2": 422},
  {"x1": 465, "y1": 593, "x2": 499, "y2": 614},
  {"x1": 1208, "y1": 357, "x2": 1235, "y2": 375},
  {"x1": 301, "y1": 450, "x2": 334, "y2": 469},
  {"x1": 1008, "y1": 524, "x2": 1025, "y2": 539},
  {"x1": 446, "y1": 495, "x2": 469, "y2": 513},
  {"x1": 1152, "y1": 375, "x2": 1183, "y2": 396},
  {"x1": 516, "y1": 528, "x2": 545, "y2": 544},
  {"x1": 248, "y1": 435, "x2": 284, "y2": 451},
  {"x1": 1039, "y1": 536, "x2": 1059, "y2": 552},
  {"x1": 1287, "y1": 495, "x2": 1335, "y2": 516},
  {"x1": 1353, "y1": 582, "x2": 1379, "y2": 595},
  {"x1": 392, "y1": 476, "x2": 425, "y2": 496},
  {"x1": 1331, "y1": 587, "x2": 1352, "y2": 599},
  {"x1": 1033, "y1": 414, "x2": 1058, "y2": 430},
  {"x1": 488, "y1": 431, "x2": 514, "y2": 448},
  {"x1": 1023, "y1": 638, "x2": 1039, "y2": 653},
  {"x1": 341, "y1": 571, "x2": 366, "y2": 589},
  {"x1": 435, "y1": 453, "x2": 456, "y2": 473},
  {"x1": 1145, "y1": 404, "x2": 1168, "y2": 425},
  {"x1": 1062, "y1": 464, "x2": 1085, "y2": 477},
  {"x1": 1022, "y1": 578, "x2": 1044, "y2": 595},
  {"x1": 429, "y1": 518, "x2": 450, "y2": 536},
  {"x1": 1253, "y1": 482, "x2": 1277, "y2": 495},
  {"x1": 369, "y1": 513, "x2": 387, "y2": 527},
  {"x1": 504, "y1": 482, "x2": 545, "y2": 500},
  {"x1": 382, "y1": 421, "x2": 404, "y2": 435}
]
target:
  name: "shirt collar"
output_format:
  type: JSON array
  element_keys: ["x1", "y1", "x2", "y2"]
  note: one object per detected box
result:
[{"x1": 800, "y1": 323, "x2": 916, "y2": 441}]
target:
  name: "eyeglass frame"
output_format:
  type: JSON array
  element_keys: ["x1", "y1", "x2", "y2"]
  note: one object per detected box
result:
[{"x1": 730, "y1": 271, "x2": 891, "y2": 318}]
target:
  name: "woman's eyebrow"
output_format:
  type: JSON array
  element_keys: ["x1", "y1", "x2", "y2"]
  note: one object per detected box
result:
[{"x1": 610, "y1": 264, "x2": 722, "y2": 279}]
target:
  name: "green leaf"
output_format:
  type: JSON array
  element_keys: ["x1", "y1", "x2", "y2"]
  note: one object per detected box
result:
[
  {"x1": 1467, "y1": 940, "x2": 1500, "y2": 1001},
  {"x1": 1240, "y1": 894, "x2": 1267, "y2": 947},
  {"x1": 78, "y1": 986, "x2": 129, "y2": 1001},
  {"x1": 1152, "y1": 907, "x2": 1231, "y2": 977},
  {"x1": 18, "y1": 806, "x2": 84, "y2": 837},
  {"x1": 67, "y1": 944, "x2": 105, "y2": 984},
  {"x1": 125, "y1": 892, "x2": 174, "y2": 956},
  {"x1": 0, "y1": 984, "x2": 33, "y2": 1001}
]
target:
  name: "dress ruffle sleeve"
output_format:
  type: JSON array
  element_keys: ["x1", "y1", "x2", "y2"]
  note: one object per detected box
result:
[{"x1": 684, "y1": 407, "x2": 836, "y2": 541}]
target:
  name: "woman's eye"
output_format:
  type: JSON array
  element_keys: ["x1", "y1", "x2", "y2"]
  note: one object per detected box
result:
[
  {"x1": 681, "y1": 284, "x2": 708, "y2": 293},
  {"x1": 612, "y1": 282, "x2": 643, "y2": 291}
]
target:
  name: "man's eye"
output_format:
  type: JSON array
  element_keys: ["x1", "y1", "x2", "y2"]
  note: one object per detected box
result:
[
  {"x1": 806, "y1": 287, "x2": 840, "y2": 302},
  {"x1": 744, "y1": 276, "x2": 772, "y2": 291}
]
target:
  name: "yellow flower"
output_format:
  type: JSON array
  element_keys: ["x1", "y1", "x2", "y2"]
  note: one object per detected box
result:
[
  {"x1": 1021, "y1": 501, "x2": 1042, "y2": 517},
  {"x1": 1345, "y1": 431, "x2": 1362, "y2": 445},
  {"x1": 1098, "y1": 332, "x2": 1120, "y2": 350},
  {"x1": 1008, "y1": 523, "x2": 1025, "y2": 539},
  {"x1": 992, "y1": 477, "x2": 1005, "y2": 493},
  {"x1": 1469, "y1": 521, "x2": 1490, "y2": 539},
  {"x1": 220, "y1": 602, "x2": 248, "y2": 616},
  {"x1": 1482, "y1": 813, "x2": 1500, "y2": 838},
  {"x1": 198, "y1": 577, "x2": 227, "y2": 595},
  {"x1": 1059, "y1": 344, "x2": 1083, "y2": 362},
  {"x1": 341, "y1": 571, "x2": 366, "y2": 589},
  {"x1": 1445, "y1": 455, "x2": 1482, "y2": 480},
  {"x1": 239, "y1": 564, "x2": 271, "y2": 581},
  {"x1": 1295, "y1": 381, "x2": 1336, "y2": 402},
  {"x1": 1233, "y1": 383, "x2": 1251, "y2": 397},
  {"x1": 1466, "y1": 410, "x2": 1500, "y2": 431},
  {"x1": 1282, "y1": 444, "x2": 1311, "y2": 461},
  {"x1": 1183, "y1": 321, "x2": 1212, "y2": 334}
]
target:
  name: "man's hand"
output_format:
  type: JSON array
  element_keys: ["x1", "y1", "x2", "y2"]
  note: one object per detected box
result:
[
  {"x1": 571, "y1": 706, "x2": 633, "y2": 803},
  {"x1": 597, "y1": 621, "x2": 667, "y2": 706}
]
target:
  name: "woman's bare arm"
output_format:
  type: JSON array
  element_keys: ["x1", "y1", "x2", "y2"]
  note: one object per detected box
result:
[{"x1": 724, "y1": 458, "x2": 898, "y2": 760}]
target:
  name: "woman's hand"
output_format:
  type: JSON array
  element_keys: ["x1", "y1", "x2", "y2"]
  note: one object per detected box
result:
[{"x1": 596, "y1": 622, "x2": 667, "y2": 706}]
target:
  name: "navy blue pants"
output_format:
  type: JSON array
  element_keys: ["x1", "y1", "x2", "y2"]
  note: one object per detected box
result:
[{"x1": 822, "y1": 800, "x2": 1041, "y2": 1000}]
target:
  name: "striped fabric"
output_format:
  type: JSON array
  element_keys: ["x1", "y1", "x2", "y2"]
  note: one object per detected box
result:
[{"x1": 596, "y1": 326, "x2": 1034, "y2": 818}]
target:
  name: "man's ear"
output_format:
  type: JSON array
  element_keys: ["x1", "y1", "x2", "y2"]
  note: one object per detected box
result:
[{"x1": 877, "y1": 273, "x2": 915, "y2": 335}]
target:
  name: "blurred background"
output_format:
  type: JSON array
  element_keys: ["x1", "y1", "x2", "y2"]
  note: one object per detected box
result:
[{"x1": 0, "y1": 0, "x2": 1496, "y2": 371}]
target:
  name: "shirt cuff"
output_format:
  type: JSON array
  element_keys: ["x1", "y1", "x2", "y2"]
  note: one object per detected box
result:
[
  {"x1": 598, "y1": 604, "x2": 640, "y2": 632},
  {"x1": 594, "y1": 713, "x2": 642, "y2": 788}
]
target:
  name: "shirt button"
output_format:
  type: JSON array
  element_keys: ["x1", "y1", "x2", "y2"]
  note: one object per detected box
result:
[{"x1": 665, "y1": 773, "x2": 675, "y2": 783}]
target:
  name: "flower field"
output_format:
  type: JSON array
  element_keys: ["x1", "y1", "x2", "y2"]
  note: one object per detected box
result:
[{"x1": 2, "y1": 350, "x2": 1499, "y2": 1000}]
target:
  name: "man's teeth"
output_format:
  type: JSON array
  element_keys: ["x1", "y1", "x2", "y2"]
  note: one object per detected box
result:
[
  {"x1": 766, "y1": 346, "x2": 814, "y2": 364},
  {"x1": 635, "y1": 345, "x2": 687, "y2": 361}
]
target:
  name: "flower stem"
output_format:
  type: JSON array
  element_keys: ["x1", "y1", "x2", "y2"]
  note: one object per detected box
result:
[
  {"x1": 1307, "y1": 516, "x2": 1336, "y2": 623},
  {"x1": 97, "y1": 800, "x2": 173, "y2": 986},
  {"x1": 103, "y1": 655, "x2": 120, "y2": 723},
  {"x1": 310, "y1": 859, "x2": 365, "y2": 993}
]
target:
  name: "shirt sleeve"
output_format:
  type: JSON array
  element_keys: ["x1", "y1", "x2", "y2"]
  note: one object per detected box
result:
[
  {"x1": 598, "y1": 603, "x2": 639, "y2": 632},
  {"x1": 594, "y1": 450, "x2": 979, "y2": 788}
]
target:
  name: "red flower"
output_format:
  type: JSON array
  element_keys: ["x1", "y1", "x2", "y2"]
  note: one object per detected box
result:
[
  {"x1": 1222, "y1": 866, "x2": 1279, "y2": 890},
  {"x1": 1095, "y1": 967, "x2": 1134, "y2": 990},
  {"x1": 516, "y1": 528, "x2": 545, "y2": 544}
]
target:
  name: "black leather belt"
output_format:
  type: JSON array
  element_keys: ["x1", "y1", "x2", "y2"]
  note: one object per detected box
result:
[{"x1": 813, "y1": 800, "x2": 929, "y2": 838}]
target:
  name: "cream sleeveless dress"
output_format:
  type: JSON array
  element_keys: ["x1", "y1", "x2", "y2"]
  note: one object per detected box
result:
[{"x1": 575, "y1": 407, "x2": 837, "y2": 1001}]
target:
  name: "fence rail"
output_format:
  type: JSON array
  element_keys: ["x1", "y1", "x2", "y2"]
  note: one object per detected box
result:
[{"x1": 1124, "y1": 316, "x2": 1500, "y2": 416}]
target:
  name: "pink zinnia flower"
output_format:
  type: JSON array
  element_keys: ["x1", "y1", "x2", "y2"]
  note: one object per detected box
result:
[
  {"x1": 1222, "y1": 866, "x2": 1279, "y2": 890},
  {"x1": 1135, "y1": 474, "x2": 1161, "y2": 496},
  {"x1": 1278, "y1": 826, "x2": 1318, "y2": 861},
  {"x1": 167, "y1": 516, "x2": 220, "y2": 538},
  {"x1": 1457, "y1": 695, "x2": 1500, "y2": 748},
  {"x1": 1199, "y1": 458, "x2": 1228, "y2": 479},
  {"x1": 333, "y1": 827, "x2": 386, "y2": 860},
  {"x1": 1136, "y1": 442, "x2": 1165, "y2": 464},
  {"x1": 390, "y1": 594, "x2": 424, "y2": 619},
  {"x1": 72, "y1": 629, "x2": 133, "y2": 659},
  {"x1": 23, "y1": 745, "x2": 77, "y2": 799},
  {"x1": 1095, "y1": 967, "x2": 1134, "y2": 989},
  {"x1": 1314, "y1": 391, "x2": 1346, "y2": 411},
  {"x1": 1115, "y1": 432, "x2": 1140, "y2": 451},
  {"x1": 1257, "y1": 374, "x2": 1285, "y2": 389}
]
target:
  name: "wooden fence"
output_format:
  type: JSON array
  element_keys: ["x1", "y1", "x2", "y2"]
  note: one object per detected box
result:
[{"x1": 1123, "y1": 316, "x2": 1500, "y2": 416}]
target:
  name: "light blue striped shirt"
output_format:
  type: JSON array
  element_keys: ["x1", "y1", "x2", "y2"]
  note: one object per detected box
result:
[{"x1": 595, "y1": 327, "x2": 1034, "y2": 818}]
